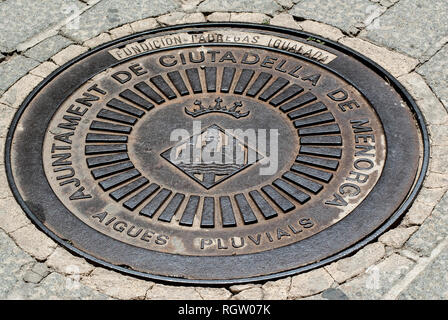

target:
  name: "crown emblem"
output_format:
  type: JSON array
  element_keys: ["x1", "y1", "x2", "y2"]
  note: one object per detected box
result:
[{"x1": 184, "y1": 97, "x2": 250, "y2": 119}]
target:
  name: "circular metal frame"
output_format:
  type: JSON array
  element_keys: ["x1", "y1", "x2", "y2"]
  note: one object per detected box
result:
[{"x1": 5, "y1": 22, "x2": 429, "y2": 285}]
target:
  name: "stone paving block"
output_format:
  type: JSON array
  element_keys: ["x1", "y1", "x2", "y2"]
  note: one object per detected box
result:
[
  {"x1": 9, "y1": 224, "x2": 58, "y2": 261},
  {"x1": 0, "y1": 230, "x2": 34, "y2": 299},
  {"x1": 289, "y1": 268, "x2": 334, "y2": 299},
  {"x1": 415, "y1": 187, "x2": 446, "y2": 206},
  {"x1": 0, "y1": 165, "x2": 13, "y2": 199},
  {"x1": 300, "y1": 20, "x2": 344, "y2": 41},
  {"x1": 299, "y1": 293, "x2": 326, "y2": 300},
  {"x1": 146, "y1": 284, "x2": 202, "y2": 300},
  {"x1": 0, "y1": 103, "x2": 17, "y2": 138},
  {"x1": 0, "y1": 55, "x2": 39, "y2": 91},
  {"x1": 0, "y1": 138, "x2": 4, "y2": 165},
  {"x1": 398, "y1": 249, "x2": 421, "y2": 263},
  {"x1": 378, "y1": 227, "x2": 419, "y2": 248},
  {"x1": 179, "y1": 0, "x2": 204, "y2": 13},
  {"x1": 275, "y1": 0, "x2": 295, "y2": 10},
  {"x1": 195, "y1": 287, "x2": 233, "y2": 300},
  {"x1": 325, "y1": 243, "x2": 386, "y2": 283},
  {"x1": 206, "y1": 12, "x2": 231, "y2": 22},
  {"x1": 6, "y1": 272, "x2": 109, "y2": 300},
  {"x1": 230, "y1": 13, "x2": 270, "y2": 24},
  {"x1": 338, "y1": 37, "x2": 418, "y2": 78},
  {"x1": 397, "y1": 73, "x2": 448, "y2": 126},
  {"x1": 23, "y1": 270, "x2": 45, "y2": 284},
  {"x1": 22, "y1": 263, "x2": 50, "y2": 284},
  {"x1": 0, "y1": 0, "x2": 82, "y2": 53},
  {"x1": 61, "y1": 0, "x2": 178, "y2": 42},
  {"x1": 429, "y1": 124, "x2": 448, "y2": 146},
  {"x1": 399, "y1": 244, "x2": 448, "y2": 299},
  {"x1": 0, "y1": 197, "x2": 31, "y2": 233},
  {"x1": 81, "y1": 268, "x2": 152, "y2": 300},
  {"x1": 371, "y1": 0, "x2": 399, "y2": 8},
  {"x1": 46, "y1": 247, "x2": 95, "y2": 275},
  {"x1": 23, "y1": 35, "x2": 73, "y2": 62},
  {"x1": 157, "y1": 12, "x2": 206, "y2": 26},
  {"x1": 430, "y1": 146, "x2": 448, "y2": 174},
  {"x1": 261, "y1": 277, "x2": 291, "y2": 300},
  {"x1": 51, "y1": 44, "x2": 89, "y2": 66},
  {"x1": 83, "y1": 33, "x2": 113, "y2": 49},
  {"x1": 339, "y1": 254, "x2": 414, "y2": 300},
  {"x1": 232, "y1": 287, "x2": 264, "y2": 300},
  {"x1": 403, "y1": 201, "x2": 436, "y2": 227},
  {"x1": 417, "y1": 44, "x2": 448, "y2": 111},
  {"x1": 270, "y1": 13, "x2": 302, "y2": 30},
  {"x1": 109, "y1": 24, "x2": 133, "y2": 40},
  {"x1": 290, "y1": 0, "x2": 384, "y2": 34},
  {"x1": 363, "y1": 0, "x2": 448, "y2": 58},
  {"x1": 418, "y1": 35, "x2": 448, "y2": 64},
  {"x1": 198, "y1": 0, "x2": 281, "y2": 15},
  {"x1": 321, "y1": 288, "x2": 349, "y2": 300},
  {"x1": 0, "y1": 74, "x2": 43, "y2": 109},
  {"x1": 130, "y1": 18, "x2": 159, "y2": 32},
  {"x1": 229, "y1": 283, "x2": 260, "y2": 293},
  {"x1": 406, "y1": 191, "x2": 448, "y2": 256},
  {"x1": 423, "y1": 172, "x2": 448, "y2": 189},
  {"x1": 78, "y1": 0, "x2": 99, "y2": 4},
  {"x1": 31, "y1": 263, "x2": 51, "y2": 278},
  {"x1": 29, "y1": 61, "x2": 60, "y2": 78}
]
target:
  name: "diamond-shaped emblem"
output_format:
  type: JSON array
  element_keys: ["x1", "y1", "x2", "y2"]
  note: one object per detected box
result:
[{"x1": 161, "y1": 124, "x2": 263, "y2": 189}]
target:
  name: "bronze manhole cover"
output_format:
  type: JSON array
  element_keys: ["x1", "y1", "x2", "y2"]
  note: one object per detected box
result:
[{"x1": 6, "y1": 23, "x2": 428, "y2": 284}]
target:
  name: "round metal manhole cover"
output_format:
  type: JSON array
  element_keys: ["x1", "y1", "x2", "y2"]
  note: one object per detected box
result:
[{"x1": 6, "y1": 23, "x2": 428, "y2": 284}]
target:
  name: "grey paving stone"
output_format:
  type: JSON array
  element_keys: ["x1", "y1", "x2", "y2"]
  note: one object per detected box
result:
[
  {"x1": 0, "y1": 0, "x2": 81, "y2": 52},
  {"x1": 198, "y1": 0, "x2": 281, "y2": 15},
  {"x1": 289, "y1": 0, "x2": 383, "y2": 34},
  {"x1": 321, "y1": 288, "x2": 349, "y2": 300},
  {"x1": 373, "y1": 0, "x2": 399, "y2": 8},
  {"x1": 399, "y1": 244, "x2": 448, "y2": 299},
  {"x1": 0, "y1": 55, "x2": 39, "y2": 91},
  {"x1": 0, "y1": 229, "x2": 34, "y2": 299},
  {"x1": 23, "y1": 271, "x2": 45, "y2": 284},
  {"x1": 275, "y1": 0, "x2": 295, "y2": 10},
  {"x1": 61, "y1": 0, "x2": 179, "y2": 42},
  {"x1": 406, "y1": 191, "x2": 448, "y2": 256},
  {"x1": 417, "y1": 44, "x2": 448, "y2": 111},
  {"x1": 339, "y1": 254, "x2": 414, "y2": 300},
  {"x1": 363, "y1": 0, "x2": 448, "y2": 58},
  {"x1": 23, "y1": 35, "x2": 73, "y2": 62},
  {"x1": 31, "y1": 263, "x2": 51, "y2": 278},
  {"x1": 5, "y1": 272, "x2": 110, "y2": 300}
]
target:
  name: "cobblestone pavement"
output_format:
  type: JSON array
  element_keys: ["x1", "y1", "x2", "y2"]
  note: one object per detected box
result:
[{"x1": 1, "y1": 0, "x2": 447, "y2": 300}]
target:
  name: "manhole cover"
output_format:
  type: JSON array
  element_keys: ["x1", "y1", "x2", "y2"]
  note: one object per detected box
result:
[{"x1": 6, "y1": 23, "x2": 428, "y2": 284}]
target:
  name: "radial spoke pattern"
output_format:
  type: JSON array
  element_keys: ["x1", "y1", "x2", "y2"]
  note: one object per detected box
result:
[{"x1": 85, "y1": 67, "x2": 342, "y2": 228}]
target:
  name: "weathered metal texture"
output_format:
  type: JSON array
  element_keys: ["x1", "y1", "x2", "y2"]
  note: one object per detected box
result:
[{"x1": 5, "y1": 23, "x2": 428, "y2": 284}]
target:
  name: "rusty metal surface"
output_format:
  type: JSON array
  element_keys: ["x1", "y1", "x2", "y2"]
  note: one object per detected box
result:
[{"x1": 6, "y1": 23, "x2": 426, "y2": 283}]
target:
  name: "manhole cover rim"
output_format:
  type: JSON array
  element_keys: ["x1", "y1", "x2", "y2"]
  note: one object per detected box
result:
[{"x1": 5, "y1": 22, "x2": 429, "y2": 285}]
